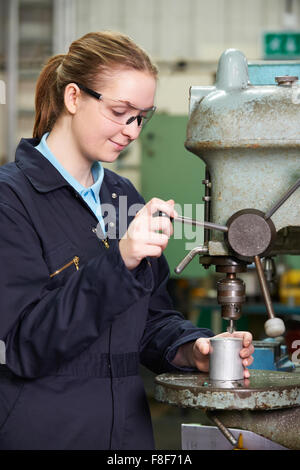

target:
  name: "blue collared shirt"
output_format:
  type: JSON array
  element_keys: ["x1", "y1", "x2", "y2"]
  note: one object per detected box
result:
[{"x1": 35, "y1": 132, "x2": 106, "y2": 233}]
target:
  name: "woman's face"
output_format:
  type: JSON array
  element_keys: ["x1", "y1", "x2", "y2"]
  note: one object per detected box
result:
[{"x1": 71, "y1": 69, "x2": 156, "y2": 163}]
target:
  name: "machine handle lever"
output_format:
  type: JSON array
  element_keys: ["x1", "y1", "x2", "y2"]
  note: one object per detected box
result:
[
  {"x1": 254, "y1": 255, "x2": 275, "y2": 320},
  {"x1": 206, "y1": 411, "x2": 238, "y2": 448},
  {"x1": 254, "y1": 255, "x2": 285, "y2": 337},
  {"x1": 174, "y1": 214, "x2": 228, "y2": 233},
  {"x1": 153, "y1": 211, "x2": 228, "y2": 233},
  {"x1": 264, "y1": 177, "x2": 300, "y2": 220},
  {"x1": 174, "y1": 245, "x2": 208, "y2": 274}
]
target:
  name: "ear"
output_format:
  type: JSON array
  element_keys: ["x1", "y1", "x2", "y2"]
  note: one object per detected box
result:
[{"x1": 64, "y1": 83, "x2": 81, "y2": 115}]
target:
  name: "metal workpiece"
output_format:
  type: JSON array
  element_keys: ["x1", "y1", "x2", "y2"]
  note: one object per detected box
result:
[
  {"x1": 185, "y1": 48, "x2": 300, "y2": 256},
  {"x1": 154, "y1": 370, "x2": 300, "y2": 411},
  {"x1": 209, "y1": 337, "x2": 244, "y2": 382}
]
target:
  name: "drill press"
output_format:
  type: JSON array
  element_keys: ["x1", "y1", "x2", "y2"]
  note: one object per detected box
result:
[
  {"x1": 155, "y1": 49, "x2": 300, "y2": 449},
  {"x1": 174, "y1": 49, "x2": 300, "y2": 338}
]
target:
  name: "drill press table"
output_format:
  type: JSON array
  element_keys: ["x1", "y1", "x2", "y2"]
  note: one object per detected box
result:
[{"x1": 155, "y1": 370, "x2": 300, "y2": 449}]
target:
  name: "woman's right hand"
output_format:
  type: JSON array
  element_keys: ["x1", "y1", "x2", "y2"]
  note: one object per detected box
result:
[{"x1": 119, "y1": 198, "x2": 177, "y2": 270}]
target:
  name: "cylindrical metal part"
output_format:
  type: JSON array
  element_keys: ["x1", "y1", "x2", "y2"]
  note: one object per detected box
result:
[
  {"x1": 209, "y1": 337, "x2": 244, "y2": 382},
  {"x1": 217, "y1": 275, "x2": 245, "y2": 320}
]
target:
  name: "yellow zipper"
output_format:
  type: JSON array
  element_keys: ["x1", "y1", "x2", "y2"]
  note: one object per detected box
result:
[
  {"x1": 91, "y1": 228, "x2": 110, "y2": 249},
  {"x1": 50, "y1": 256, "x2": 80, "y2": 278},
  {"x1": 102, "y1": 238, "x2": 110, "y2": 249}
]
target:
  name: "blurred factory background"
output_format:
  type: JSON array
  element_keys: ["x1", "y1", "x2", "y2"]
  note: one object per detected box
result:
[{"x1": 1, "y1": 0, "x2": 300, "y2": 449}]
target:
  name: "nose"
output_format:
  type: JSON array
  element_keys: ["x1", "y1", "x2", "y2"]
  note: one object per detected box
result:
[{"x1": 121, "y1": 119, "x2": 142, "y2": 141}]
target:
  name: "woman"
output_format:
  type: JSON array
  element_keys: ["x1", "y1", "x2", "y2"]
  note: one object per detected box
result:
[{"x1": 0, "y1": 31, "x2": 253, "y2": 450}]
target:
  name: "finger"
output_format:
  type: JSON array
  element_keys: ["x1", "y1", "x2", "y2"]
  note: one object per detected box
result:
[
  {"x1": 149, "y1": 217, "x2": 174, "y2": 237},
  {"x1": 232, "y1": 331, "x2": 253, "y2": 347},
  {"x1": 240, "y1": 344, "x2": 254, "y2": 359},
  {"x1": 242, "y1": 355, "x2": 254, "y2": 367},
  {"x1": 146, "y1": 232, "x2": 169, "y2": 246},
  {"x1": 142, "y1": 245, "x2": 163, "y2": 258},
  {"x1": 146, "y1": 198, "x2": 178, "y2": 219},
  {"x1": 244, "y1": 369, "x2": 250, "y2": 379},
  {"x1": 195, "y1": 337, "x2": 210, "y2": 356},
  {"x1": 242, "y1": 355, "x2": 253, "y2": 367},
  {"x1": 128, "y1": 233, "x2": 168, "y2": 250},
  {"x1": 217, "y1": 332, "x2": 231, "y2": 339},
  {"x1": 127, "y1": 220, "x2": 169, "y2": 244}
]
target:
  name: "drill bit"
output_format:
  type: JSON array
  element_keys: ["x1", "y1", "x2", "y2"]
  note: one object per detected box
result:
[{"x1": 227, "y1": 319, "x2": 236, "y2": 334}]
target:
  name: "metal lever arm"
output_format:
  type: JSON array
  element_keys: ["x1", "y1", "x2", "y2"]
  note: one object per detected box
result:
[
  {"x1": 174, "y1": 246, "x2": 208, "y2": 274},
  {"x1": 173, "y1": 215, "x2": 228, "y2": 233},
  {"x1": 206, "y1": 410, "x2": 238, "y2": 448},
  {"x1": 264, "y1": 177, "x2": 300, "y2": 220},
  {"x1": 153, "y1": 211, "x2": 228, "y2": 233},
  {"x1": 254, "y1": 255, "x2": 285, "y2": 337},
  {"x1": 254, "y1": 256, "x2": 276, "y2": 320}
]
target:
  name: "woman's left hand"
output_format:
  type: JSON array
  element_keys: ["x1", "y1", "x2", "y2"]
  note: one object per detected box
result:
[{"x1": 192, "y1": 331, "x2": 254, "y2": 378}]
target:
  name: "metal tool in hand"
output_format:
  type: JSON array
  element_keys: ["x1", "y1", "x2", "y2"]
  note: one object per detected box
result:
[{"x1": 152, "y1": 210, "x2": 228, "y2": 233}]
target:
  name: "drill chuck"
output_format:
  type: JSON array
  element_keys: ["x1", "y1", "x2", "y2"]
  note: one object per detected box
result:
[{"x1": 217, "y1": 275, "x2": 246, "y2": 321}]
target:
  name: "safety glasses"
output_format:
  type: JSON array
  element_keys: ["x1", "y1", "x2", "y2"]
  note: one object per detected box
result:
[{"x1": 76, "y1": 83, "x2": 156, "y2": 127}]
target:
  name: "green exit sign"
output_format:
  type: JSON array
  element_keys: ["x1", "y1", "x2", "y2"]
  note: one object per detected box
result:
[{"x1": 263, "y1": 32, "x2": 300, "y2": 59}]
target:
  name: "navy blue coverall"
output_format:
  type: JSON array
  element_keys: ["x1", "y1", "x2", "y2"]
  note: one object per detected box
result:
[{"x1": 0, "y1": 138, "x2": 213, "y2": 449}]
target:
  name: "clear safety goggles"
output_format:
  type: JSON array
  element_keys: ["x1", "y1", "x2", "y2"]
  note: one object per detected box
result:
[{"x1": 76, "y1": 83, "x2": 156, "y2": 127}]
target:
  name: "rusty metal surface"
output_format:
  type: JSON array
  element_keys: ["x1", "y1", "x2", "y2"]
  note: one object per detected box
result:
[
  {"x1": 154, "y1": 370, "x2": 300, "y2": 410},
  {"x1": 211, "y1": 408, "x2": 300, "y2": 450}
]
